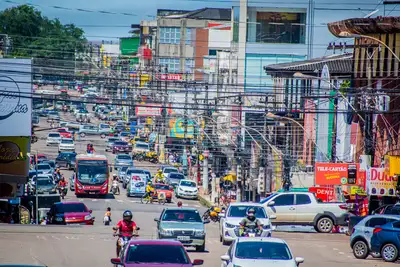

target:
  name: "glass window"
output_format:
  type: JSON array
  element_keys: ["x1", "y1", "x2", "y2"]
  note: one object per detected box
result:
[
  {"x1": 126, "y1": 244, "x2": 189, "y2": 264},
  {"x1": 209, "y1": 49, "x2": 217, "y2": 56},
  {"x1": 61, "y1": 139, "x2": 74, "y2": 144},
  {"x1": 49, "y1": 133, "x2": 60, "y2": 137},
  {"x1": 161, "y1": 209, "x2": 202, "y2": 222},
  {"x1": 37, "y1": 164, "x2": 51, "y2": 170},
  {"x1": 228, "y1": 206, "x2": 267, "y2": 218},
  {"x1": 248, "y1": 12, "x2": 306, "y2": 44},
  {"x1": 169, "y1": 173, "x2": 184, "y2": 179},
  {"x1": 56, "y1": 203, "x2": 87, "y2": 213},
  {"x1": 165, "y1": 168, "x2": 178, "y2": 174},
  {"x1": 37, "y1": 179, "x2": 53, "y2": 186},
  {"x1": 180, "y1": 180, "x2": 196, "y2": 187},
  {"x1": 273, "y1": 194, "x2": 294, "y2": 206},
  {"x1": 366, "y1": 218, "x2": 388, "y2": 227},
  {"x1": 159, "y1": 58, "x2": 180, "y2": 73},
  {"x1": 160, "y1": 27, "x2": 181, "y2": 44},
  {"x1": 235, "y1": 241, "x2": 292, "y2": 260},
  {"x1": 185, "y1": 58, "x2": 194, "y2": 73},
  {"x1": 155, "y1": 184, "x2": 170, "y2": 190},
  {"x1": 117, "y1": 155, "x2": 131, "y2": 160},
  {"x1": 393, "y1": 221, "x2": 400, "y2": 228},
  {"x1": 296, "y1": 194, "x2": 311, "y2": 205},
  {"x1": 186, "y1": 28, "x2": 192, "y2": 45}
]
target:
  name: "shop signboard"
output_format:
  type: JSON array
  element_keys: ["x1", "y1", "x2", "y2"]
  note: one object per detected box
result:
[
  {"x1": 384, "y1": 155, "x2": 400, "y2": 177},
  {"x1": 135, "y1": 105, "x2": 162, "y2": 117},
  {"x1": 367, "y1": 167, "x2": 397, "y2": 196},
  {"x1": 0, "y1": 59, "x2": 32, "y2": 136},
  {"x1": 0, "y1": 136, "x2": 30, "y2": 184},
  {"x1": 315, "y1": 163, "x2": 365, "y2": 186},
  {"x1": 168, "y1": 118, "x2": 195, "y2": 139},
  {"x1": 308, "y1": 186, "x2": 337, "y2": 202}
]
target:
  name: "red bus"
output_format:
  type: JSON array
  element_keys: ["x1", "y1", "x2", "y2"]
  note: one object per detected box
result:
[{"x1": 74, "y1": 154, "x2": 111, "y2": 196}]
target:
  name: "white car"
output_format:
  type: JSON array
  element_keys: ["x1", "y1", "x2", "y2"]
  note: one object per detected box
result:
[
  {"x1": 219, "y1": 203, "x2": 275, "y2": 245},
  {"x1": 58, "y1": 138, "x2": 75, "y2": 153},
  {"x1": 175, "y1": 179, "x2": 198, "y2": 199},
  {"x1": 46, "y1": 132, "x2": 62, "y2": 146},
  {"x1": 220, "y1": 237, "x2": 304, "y2": 267}
]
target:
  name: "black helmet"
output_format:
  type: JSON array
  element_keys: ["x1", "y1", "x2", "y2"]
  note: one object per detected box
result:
[
  {"x1": 247, "y1": 208, "x2": 256, "y2": 217},
  {"x1": 123, "y1": 210, "x2": 133, "y2": 221}
]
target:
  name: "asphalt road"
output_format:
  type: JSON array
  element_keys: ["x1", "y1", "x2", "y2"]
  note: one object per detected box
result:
[{"x1": 5, "y1": 107, "x2": 389, "y2": 266}]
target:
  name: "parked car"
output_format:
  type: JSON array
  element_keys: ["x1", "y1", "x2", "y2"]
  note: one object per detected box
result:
[
  {"x1": 154, "y1": 183, "x2": 174, "y2": 203},
  {"x1": 260, "y1": 192, "x2": 349, "y2": 233},
  {"x1": 78, "y1": 124, "x2": 107, "y2": 138},
  {"x1": 57, "y1": 128, "x2": 72, "y2": 139},
  {"x1": 219, "y1": 203, "x2": 275, "y2": 245},
  {"x1": 371, "y1": 220, "x2": 400, "y2": 262},
  {"x1": 110, "y1": 240, "x2": 204, "y2": 267},
  {"x1": 155, "y1": 207, "x2": 209, "y2": 252},
  {"x1": 35, "y1": 163, "x2": 53, "y2": 175},
  {"x1": 176, "y1": 180, "x2": 198, "y2": 199},
  {"x1": 55, "y1": 152, "x2": 76, "y2": 170},
  {"x1": 112, "y1": 140, "x2": 132, "y2": 154},
  {"x1": 163, "y1": 167, "x2": 179, "y2": 177},
  {"x1": 46, "y1": 132, "x2": 62, "y2": 146},
  {"x1": 58, "y1": 138, "x2": 75, "y2": 153},
  {"x1": 47, "y1": 202, "x2": 95, "y2": 225},
  {"x1": 105, "y1": 137, "x2": 120, "y2": 152},
  {"x1": 114, "y1": 154, "x2": 134, "y2": 170},
  {"x1": 220, "y1": 237, "x2": 304, "y2": 267},
  {"x1": 166, "y1": 172, "x2": 185, "y2": 187}
]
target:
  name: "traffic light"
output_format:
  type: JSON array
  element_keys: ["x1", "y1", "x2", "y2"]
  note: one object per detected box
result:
[{"x1": 347, "y1": 164, "x2": 357, "y2": 184}]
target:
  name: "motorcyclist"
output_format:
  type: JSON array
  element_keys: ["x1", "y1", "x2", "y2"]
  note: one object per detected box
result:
[
  {"x1": 113, "y1": 210, "x2": 137, "y2": 256},
  {"x1": 57, "y1": 176, "x2": 68, "y2": 195},
  {"x1": 239, "y1": 208, "x2": 263, "y2": 236},
  {"x1": 111, "y1": 174, "x2": 120, "y2": 194},
  {"x1": 154, "y1": 169, "x2": 165, "y2": 183},
  {"x1": 144, "y1": 182, "x2": 155, "y2": 199},
  {"x1": 54, "y1": 168, "x2": 61, "y2": 182}
]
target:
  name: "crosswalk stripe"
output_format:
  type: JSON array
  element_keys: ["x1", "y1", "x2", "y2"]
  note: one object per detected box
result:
[
  {"x1": 105, "y1": 199, "x2": 111, "y2": 202},
  {"x1": 92, "y1": 199, "x2": 98, "y2": 202},
  {"x1": 116, "y1": 199, "x2": 124, "y2": 203}
]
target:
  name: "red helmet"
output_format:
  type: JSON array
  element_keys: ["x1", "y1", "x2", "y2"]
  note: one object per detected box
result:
[{"x1": 177, "y1": 201, "x2": 183, "y2": 207}]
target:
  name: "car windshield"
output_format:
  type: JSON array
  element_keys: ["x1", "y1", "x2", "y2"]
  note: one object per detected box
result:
[
  {"x1": 127, "y1": 169, "x2": 144, "y2": 175},
  {"x1": 46, "y1": 161, "x2": 56, "y2": 168},
  {"x1": 48, "y1": 133, "x2": 60, "y2": 138},
  {"x1": 100, "y1": 124, "x2": 110, "y2": 129},
  {"x1": 114, "y1": 141, "x2": 128, "y2": 146},
  {"x1": 235, "y1": 241, "x2": 292, "y2": 260},
  {"x1": 162, "y1": 209, "x2": 202, "y2": 222},
  {"x1": 56, "y1": 203, "x2": 87, "y2": 213},
  {"x1": 260, "y1": 193, "x2": 278, "y2": 204},
  {"x1": 37, "y1": 179, "x2": 53, "y2": 186},
  {"x1": 117, "y1": 155, "x2": 131, "y2": 160},
  {"x1": 37, "y1": 164, "x2": 51, "y2": 170},
  {"x1": 126, "y1": 244, "x2": 189, "y2": 264},
  {"x1": 108, "y1": 138, "x2": 119, "y2": 143},
  {"x1": 180, "y1": 181, "x2": 196, "y2": 187},
  {"x1": 169, "y1": 173, "x2": 184, "y2": 179},
  {"x1": 164, "y1": 168, "x2": 178, "y2": 174},
  {"x1": 58, "y1": 129, "x2": 67, "y2": 132},
  {"x1": 61, "y1": 139, "x2": 74, "y2": 144},
  {"x1": 136, "y1": 144, "x2": 149, "y2": 149},
  {"x1": 121, "y1": 132, "x2": 130, "y2": 136},
  {"x1": 77, "y1": 160, "x2": 108, "y2": 185},
  {"x1": 228, "y1": 206, "x2": 267, "y2": 218},
  {"x1": 120, "y1": 166, "x2": 128, "y2": 172},
  {"x1": 155, "y1": 184, "x2": 170, "y2": 190}
]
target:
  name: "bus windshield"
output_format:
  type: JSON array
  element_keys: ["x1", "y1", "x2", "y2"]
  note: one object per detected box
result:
[{"x1": 77, "y1": 160, "x2": 108, "y2": 186}]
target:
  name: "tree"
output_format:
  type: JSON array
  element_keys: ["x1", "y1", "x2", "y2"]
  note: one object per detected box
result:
[{"x1": 0, "y1": 5, "x2": 86, "y2": 60}]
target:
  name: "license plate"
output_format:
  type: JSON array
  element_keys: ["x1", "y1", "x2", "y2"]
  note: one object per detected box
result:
[
  {"x1": 89, "y1": 192, "x2": 96, "y2": 194},
  {"x1": 177, "y1": 236, "x2": 190, "y2": 241}
]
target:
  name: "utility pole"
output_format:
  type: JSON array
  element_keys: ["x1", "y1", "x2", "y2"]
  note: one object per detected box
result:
[
  {"x1": 35, "y1": 152, "x2": 39, "y2": 224},
  {"x1": 236, "y1": 95, "x2": 243, "y2": 202},
  {"x1": 365, "y1": 47, "x2": 375, "y2": 165},
  {"x1": 261, "y1": 95, "x2": 268, "y2": 195},
  {"x1": 202, "y1": 84, "x2": 210, "y2": 193},
  {"x1": 183, "y1": 78, "x2": 189, "y2": 176},
  {"x1": 283, "y1": 122, "x2": 291, "y2": 191}
]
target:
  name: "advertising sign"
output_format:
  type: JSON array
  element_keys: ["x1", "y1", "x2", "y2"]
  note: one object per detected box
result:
[
  {"x1": 168, "y1": 118, "x2": 195, "y2": 139},
  {"x1": 384, "y1": 155, "x2": 400, "y2": 177},
  {"x1": 0, "y1": 59, "x2": 32, "y2": 136},
  {"x1": 367, "y1": 168, "x2": 397, "y2": 196},
  {"x1": 315, "y1": 163, "x2": 365, "y2": 186},
  {"x1": 155, "y1": 73, "x2": 183, "y2": 81},
  {"x1": 308, "y1": 187, "x2": 337, "y2": 202},
  {"x1": 135, "y1": 105, "x2": 162, "y2": 117},
  {"x1": 0, "y1": 136, "x2": 30, "y2": 183}
]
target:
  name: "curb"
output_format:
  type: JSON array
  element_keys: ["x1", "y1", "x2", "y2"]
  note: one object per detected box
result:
[{"x1": 198, "y1": 194, "x2": 213, "y2": 208}]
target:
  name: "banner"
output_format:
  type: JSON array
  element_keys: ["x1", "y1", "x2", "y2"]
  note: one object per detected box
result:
[
  {"x1": 135, "y1": 105, "x2": 162, "y2": 117},
  {"x1": 315, "y1": 163, "x2": 365, "y2": 186},
  {"x1": 169, "y1": 118, "x2": 195, "y2": 139},
  {"x1": 384, "y1": 155, "x2": 400, "y2": 177},
  {"x1": 368, "y1": 167, "x2": 397, "y2": 196}
]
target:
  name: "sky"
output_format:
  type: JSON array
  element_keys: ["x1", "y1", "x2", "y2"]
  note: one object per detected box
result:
[{"x1": 0, "y1": 0, "x2": 230, "y2": 41}]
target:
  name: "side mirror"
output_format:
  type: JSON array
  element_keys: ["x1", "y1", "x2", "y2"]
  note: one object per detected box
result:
[
  {"x1": 192, "y1": 259, "x2": 204, "y2": 265},
  {"x1": 269, "y1": 214, "x2": 277, "y2": 220},
  {"x1": 89, "y1": 210, "x2": 92, "y2": 214},
  {"x1": 220, "y1": 255, "x2": 230, "y2": 262},
  {"x1": 203, "y1": 219, "x2": 210, "y2": 224},
  {"x1": 110, "y1": 258, "x2": 121, "y2": 264},
  {"x1": 267, "y1": 201, "x2": 275, "y2": 207},
  {"x1": 154, "y1": 218, "x2": 159, "y2": 222},
  {"x1": 295, "y1": 257, "x2": 304, "y2": 265}
]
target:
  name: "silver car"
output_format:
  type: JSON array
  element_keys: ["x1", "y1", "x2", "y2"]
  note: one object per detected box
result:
[
  {"x1": 114, "y1": 154, "x2": 133, "y2": 170},
  {"x1": 350, "y1": 214, "x2": 400, "y2": 259},
  {"x1": 166, "y1": 172, "x2": 185, "y2": 187}
]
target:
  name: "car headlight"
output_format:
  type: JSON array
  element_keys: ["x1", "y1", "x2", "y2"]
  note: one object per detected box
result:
[
  {"x1": 84, "y1": 215, "x2": 92, "y2": 220},
  {"x1": 263, "y1": 224, "x2": 271, "y2": 230},
  {"x1": 160, "y1": 229, "x2": 173, "y2": 236},
  {"x1": 225, "y1": 223, "x2": 236, "y2": 228},
  {"x1": 195, "y1": 230, "x2": 205, "y2": 237}
]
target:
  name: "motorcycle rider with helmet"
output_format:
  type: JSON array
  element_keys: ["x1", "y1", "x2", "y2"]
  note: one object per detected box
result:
[
  {"x1": 110, "y1": 174, "x2": 120, "y2": 194},
  {"x1": 113, "y1": 210, "x2": 138, "y2": 256},
  {"x1": 154, "y1": 169, "x2": 165, "y2": 183},
  {"x1": 239, "y1": 208, "x2": 263, "y2": 236}
]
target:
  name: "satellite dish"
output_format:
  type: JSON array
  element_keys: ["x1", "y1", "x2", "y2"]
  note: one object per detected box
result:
[{"x1": 363, "y1": 9, "x2": 379, "y2": 18}]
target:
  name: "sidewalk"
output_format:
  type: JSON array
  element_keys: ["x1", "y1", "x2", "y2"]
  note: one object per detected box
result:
[{"x1": 197, "y1": 187, "x2": 215, "y2": 208}]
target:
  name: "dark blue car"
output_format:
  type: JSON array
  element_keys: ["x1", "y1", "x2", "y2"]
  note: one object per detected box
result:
[{"x1": 371, "y1": 220, "x2": 400, "y2": 262}]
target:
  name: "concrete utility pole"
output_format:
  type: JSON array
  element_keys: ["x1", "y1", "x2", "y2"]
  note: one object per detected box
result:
[
  {"x1": 202, "y1": 84, "x2": 210, "y2": 193},
  {"x1": 236, "y1": 95, "x2": 243, "y2": 202},
  {"x1": 365, "y1": 47, "x2": 375, "y2": 165}
]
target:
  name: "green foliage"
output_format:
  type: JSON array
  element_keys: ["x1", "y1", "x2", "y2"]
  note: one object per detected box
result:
[
  {"x1": 0, "y1": 5, "x2": 86, "y2": 59},
  {"x1": 339, "y1": 80, "x2": 351, "y2": 95}
]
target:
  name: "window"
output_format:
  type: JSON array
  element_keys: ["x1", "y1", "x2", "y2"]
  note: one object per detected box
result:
[
  {"x1": 295, "y1": 194, "x2": 311, "y2": 205},
  {"x1": 273, "y1": 194, "x2": 294, "y2": 206},
  {"x1": 160, "y1": 27, "x2": 181, "y2": 44},
  {"x1": 56, "y1": 203, "x2": 87, "y2": 213},
  {"x1": 385, "y1": 206, "x2": 400, "y2": 215},
  {"x1": 248, "y1": 12, "x2": 306, "y2": 44},
  {"x1": 209, "y1": 49, "x2": 217, "y2": 56},
  {"x1": 127, "y1": 244, "x2": 189, "y2": 264},
  {"x1": 366, "y1": 218, "x2": 388, "y2": 227},
  {"x1": 159, "y1": 58, "x2": 180, "y2": 73},
  {"x1": 235, "y1": 241, "x2": 292, "y2": 260},
  {"x1": 186, "y1": 28, "x2": 192, "y2": 45},
  {"x1": 184, "y1": 58, "x2": 194, "y2": 73},
  {"x1": 180, "y1": 180, "x2": 196, "y2": 187},
  {"x1": 393, "y1": 221, "x2": 400, "y2": 228},
  {"x1": 161, "y1": 209, "x2": 202, "y2": 222},
  {"x1": 228, "y1": 206, "x2": 267, "y2": 218}
]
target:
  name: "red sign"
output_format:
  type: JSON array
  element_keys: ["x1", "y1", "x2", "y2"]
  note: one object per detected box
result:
[
  {"x1": 156, "y1": 73, "x2": 183, "y2": 81},
  {"x1": 309, "y1": 187, "x2": 337, "y2": 202},
  {"x1": 135, "y1": 105, "x2": 162, "y2": 117},
  {"x1": 315, "y1": 163, "x2": 365, "y2": 186}
]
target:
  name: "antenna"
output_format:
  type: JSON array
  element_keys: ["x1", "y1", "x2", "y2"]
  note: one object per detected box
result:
[{"x1": 363, "y1": 9, "x2": 379, "y2": 18}]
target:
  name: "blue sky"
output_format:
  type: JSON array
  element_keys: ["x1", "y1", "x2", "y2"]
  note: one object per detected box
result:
[{"x1": 0, "y1": 0, "x2": 230, "y2": 40}]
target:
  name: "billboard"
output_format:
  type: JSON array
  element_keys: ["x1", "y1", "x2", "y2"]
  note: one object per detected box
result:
[
  {"x1": 0, "y1": 59, "x2": 32, "y2": 136},
  {"x1": 315, "y1": 163, "x2": 365, "y2": 186},
  {"x1": 169, "y1": 118, "x2": 195, "y2": 139},
  {"x1": 120, "y1": 37, "x2": 140, "y2": 56},
  {"x1": 367, "y1": 168, "x2": 397, "y2": 196},
  {"x1": 135, "y1": 105, "x2": 162, "y2": 117}
]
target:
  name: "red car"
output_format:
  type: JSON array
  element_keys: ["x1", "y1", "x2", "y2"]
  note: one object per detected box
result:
[
  {"x1": 112, "y1": 141, "x2": 132, "y2": 154},
  {"x1": 57, "y1": 128, "x2": 72, "y2": 139},
  {"x1": 111, "y1": 240, "x2": 203, "y2": 267},
  {"x1": 154, "y1": 183, "x2": 174, "y2": 203},
  {"x1": 47, "y1": 202, "x2": 94, "y2": 225}
]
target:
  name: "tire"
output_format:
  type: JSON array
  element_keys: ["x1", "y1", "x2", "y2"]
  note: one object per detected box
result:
[
  {"x1": 196, "y1": 243, "x2": 205, "y2": 252},
  {"x1": 352, "y1": 240, "x2": 369, "y2": 259},
  {"x1": 381, "y1": 243, "x2": 399, "y2": 262},
  {"x1": 159, "y1": 198, "x2": 166, "y2": 205},
  {"x1": 316, "y1": 217, "x2": 334, "y2": 233}
]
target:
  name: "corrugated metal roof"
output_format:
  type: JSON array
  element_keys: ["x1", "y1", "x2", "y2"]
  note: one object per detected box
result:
[
  {"x1": 159, "y1": 8, "x2": 231, "y2": 21},
  {"x1": 264, "y1": 53, "x2": 353, "y2": 76}
]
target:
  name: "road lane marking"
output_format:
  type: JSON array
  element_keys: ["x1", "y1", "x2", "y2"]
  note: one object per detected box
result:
[
  {"x1": 65, "y1": 236, "x2": 70, "y2": 239},
  {"x1": 105, "y1": 199, "x2": 111, "y2": 202},
  {"x1": 51, "y1": 235, "x2": 60, "y2": 240},
  {"x1": 339, "y1": 252, "x2": 345, "y2": 255},
  {"x1": 92, "y1": 199, "x2": 98, "y2": 202},
  {"x1": 333, "y1": 248, "x2": 339, "y2": 251},
  {"x1": 117, "y1": 199, "x2": 124, "y2": 203}
]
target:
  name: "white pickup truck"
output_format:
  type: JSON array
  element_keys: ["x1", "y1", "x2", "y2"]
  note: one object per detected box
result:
[{"x1": 260, "y1": 192, "x2": 349, "y2": 233}]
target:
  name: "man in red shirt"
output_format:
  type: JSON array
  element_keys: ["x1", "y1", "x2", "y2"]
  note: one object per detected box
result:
[{"x1": 113, "y1": 210, "x2": 137, "y2": 256}]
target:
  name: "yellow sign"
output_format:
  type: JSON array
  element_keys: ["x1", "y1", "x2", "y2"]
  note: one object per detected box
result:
[
  {"x1": 350, "y1": 186, "x2": 367, "y2": 196},
  {"x1": 0, "y1": 137, "x2": 30, "y2": 178},
  {"x1": 384, "y1": 155, "x2": 400, "y2": 177}
]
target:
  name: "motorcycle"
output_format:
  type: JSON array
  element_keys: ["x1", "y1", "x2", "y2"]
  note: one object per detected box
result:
[
  {"x1": 59, "y1": 186, "x2": 67, "y2": 199},
  {"x1": 111, "y1": 180, "x2": 120, "y2": 195},
  {"x1": 202, "y1": 206, "x2": 221, "y2": 222},
  {"x1": 242, "y1": 227, "x2": 262, "y2": 238},
  {"x1": 114, "y1": 228, "x2": 140, "y2": 257}
]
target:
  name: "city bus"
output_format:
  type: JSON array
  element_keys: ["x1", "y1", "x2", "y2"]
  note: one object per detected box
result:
[{"x1": 74, "y1": 154, "x2": 111, "y2": 196}]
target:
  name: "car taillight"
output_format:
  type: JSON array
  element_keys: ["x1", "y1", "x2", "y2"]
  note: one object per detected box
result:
[
  {"x1": 339, "y1": 204, "x2": 348, "y2": 210},
  {"x1": 373, "y1": 228, "x2": 383, "y2": 234}
]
